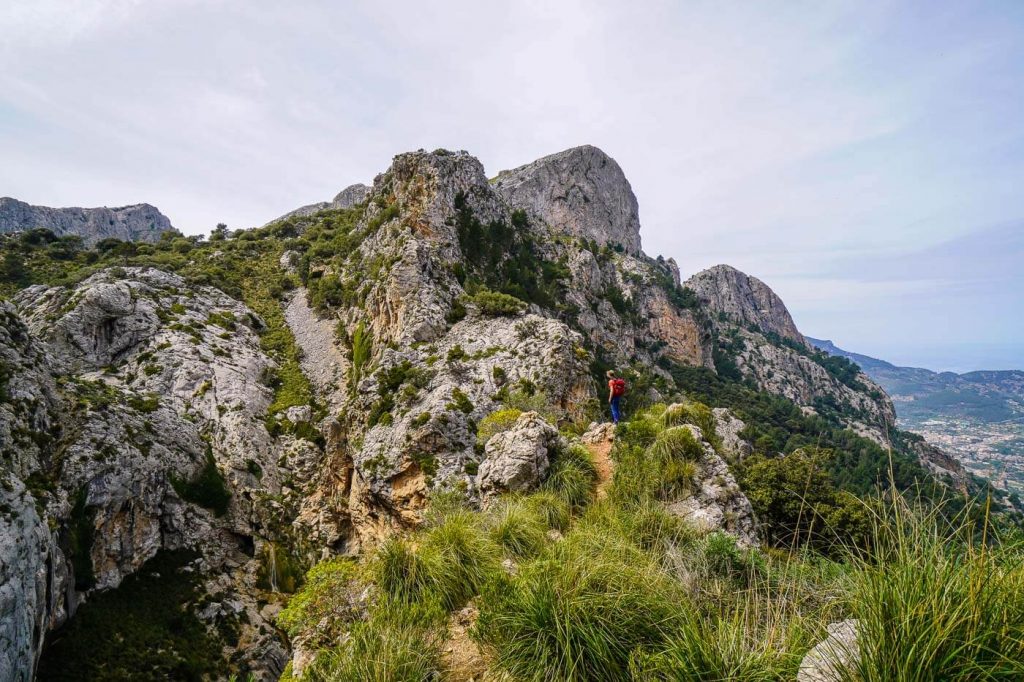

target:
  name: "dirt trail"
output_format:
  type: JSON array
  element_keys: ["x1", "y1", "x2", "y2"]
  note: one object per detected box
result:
[
  {"x1": 441, "y1": 604, "x2": 490, "y2": 681},
  {"x1": 582, "y1": 423, "x2": 616, "y2": 499}
]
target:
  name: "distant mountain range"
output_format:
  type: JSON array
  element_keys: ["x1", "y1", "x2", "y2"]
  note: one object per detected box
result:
[
  {"x1": 0, "y1": 196, "x2": 174, "y2": 245},
  {"x1": 809, "y1": 337, "x2": 1024, "y2": 494},
  {"x1": 808, "y1": 338, "x2": 1024, "y2": 422}
]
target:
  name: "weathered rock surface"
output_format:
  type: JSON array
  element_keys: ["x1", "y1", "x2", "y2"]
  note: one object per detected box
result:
[
  {"x1": 0, "y1": 197, "x2": 173, "y2": 245},
  {"x1": 798, "y1": 619, "x2": 860, "y2": 682},
  {"x1": 4, "y1": 268, "x2": 296, "y2": 679},
  {"x1": 478, "y1": 412, "x2": 562, "y2": 496},
  {"x1": 493, "y1": 145, "x2": 642, "y2": 254},
  {"x1": 664, "y1": 423, "x2": 760, "y2": 548},
  {"x1": 687, "y1": 264, "x2": 804, "y2": 345},
  {"x1": 267, "y1": 182, "x2": 371, "y2": 225},
  {"x1": 713, "y1": 407, "x2": 752, "y2": 461}
]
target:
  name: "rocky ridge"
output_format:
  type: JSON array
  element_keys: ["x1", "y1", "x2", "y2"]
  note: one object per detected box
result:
[
  {"x1": 0, "y1": 143, "x2": 972, "y2": 679},
  {"x1": 0, "y1": 197, "x2": 174, "y2": 245}
]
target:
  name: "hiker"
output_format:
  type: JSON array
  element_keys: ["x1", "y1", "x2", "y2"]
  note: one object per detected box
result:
[{"x1": 606, "y1": 370, "x2": 626, "y2": 424}]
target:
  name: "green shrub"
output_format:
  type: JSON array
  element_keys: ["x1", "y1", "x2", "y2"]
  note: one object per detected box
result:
[
  {"x1": 543, "y1": 444, "x2": 598, "y2": 511},
  {"x1": 127, "y1": 393, "x2": 161, "y2": 413},
  {"x1": 349, "y1": 321, "x2": 372, "y2": 389},
  {"x1": 489, "y1": 499, "x2": 551, "y2": 559},
  {"x1": 170, "y1": 447, "x2": 231, "y2": 517},
  {"x1": 650, "y1": 426, "x2": 705, "y2": 462},
  {"x1": 303, "y1": 596, "x2": 444, "y2": 682},
  {"x1": 373, "y1": 512, "x2": 500, "y2": 611},
  {"x1": 446, "y1": 344, "x2": 467, "y2": 362},
  {"x1": 662, "y1": 401, "x2": 721, "y2": 450},
  {"x1": 475, "y1": 408, "x2": 522, "y2": 446},
  {"x1": 468, "y1": 289, "x2": 527, "y2": 316},
  {"x1": 447, "y1": 388, "x2": 474, "y2": 414},
  {"x1": 847, "y1": 500, "x2": 1024, "y2": 681}
]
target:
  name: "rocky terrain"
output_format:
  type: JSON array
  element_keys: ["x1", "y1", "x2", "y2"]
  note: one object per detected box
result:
[
  {"x1": 0, "y1": 197, "x2": 174, "y2": 245},
  {"x1": 267, "y1": 183, "x2": 371, "y2": 225},
  {"x1": 0, "y1": 145, "x2": 1015, "y2": 680}
]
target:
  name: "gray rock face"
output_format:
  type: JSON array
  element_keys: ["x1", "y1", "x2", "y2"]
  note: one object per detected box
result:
[
  {"x1": 686, "y1": 264, "x2": 805, "y2": 345},
  {"x1": 664, "y1": 422, "x2": 760, "y2": 548},
  {"x1": 712, "y1": 408, "x2": 752, "y2": 461},
  {"x1": 0, "y1": 197, "x2": 173, "y2": 245},
  {"x1": 493, "y1": 145, "x2": 642, "y2": 254},
  {"x1": 267, "y1": 182, "x2": 371, "y2": 225},
  {"x1": 478, "y1": 412, "x2": 562, "y2": 496},
  {"x1": 4, "y1": 268, "x2": 295, "y2": 679},
  {"x1": 798, "y1": 619, "x2": 860, "y2": 682},
  {"x1": 332, "y1": 183, "x2": 371, "y2": 208}
]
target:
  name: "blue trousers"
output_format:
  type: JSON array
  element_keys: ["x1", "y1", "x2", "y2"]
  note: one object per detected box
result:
[{"x1": 610, "y1": 396, "x2": 622, "y2": 423}]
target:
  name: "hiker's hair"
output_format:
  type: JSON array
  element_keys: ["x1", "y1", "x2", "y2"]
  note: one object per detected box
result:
[{"x1": 606, "y1": 370, "x2": 616, "y2": 379}]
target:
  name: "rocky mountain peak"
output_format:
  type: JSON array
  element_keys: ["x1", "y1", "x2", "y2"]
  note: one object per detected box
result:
[
  {"x1": 492, "y1": 145, "x2": 642, "y2": 254},
  {"x1": 0, "y1": 197, "x2": 173, "y2": 245},
  {"x1": 686, "y1": 264, "x2": 805, "y2": 345}
]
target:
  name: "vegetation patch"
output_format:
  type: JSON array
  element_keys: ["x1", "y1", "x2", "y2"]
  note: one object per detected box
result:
[
  {"x1": 36, "y1": 549, "x2": 228, "y2": 681},
  {"x1": 170, "y1": 447, "x2": 231, "y2": 517}
]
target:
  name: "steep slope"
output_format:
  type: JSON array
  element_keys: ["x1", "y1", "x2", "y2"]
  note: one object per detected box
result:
[
  {"x1": 0, "y1": 197, "x2": 174, "y2": 245},
  {"x1": 687, "y1": 265, "x2": 896, "y2": 445}
]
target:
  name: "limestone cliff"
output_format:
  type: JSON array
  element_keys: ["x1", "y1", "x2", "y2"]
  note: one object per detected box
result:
[{"x1": 0, "y1": 197, "x2": 174, "y2": 245}]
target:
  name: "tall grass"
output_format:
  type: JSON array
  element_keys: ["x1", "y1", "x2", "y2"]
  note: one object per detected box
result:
[
  {"x1": 474, "y1": 521, "x2": 690, "y2": 681},
  {"x1": 845, "y1": 497, "x2": 1024, "y2": 681}
]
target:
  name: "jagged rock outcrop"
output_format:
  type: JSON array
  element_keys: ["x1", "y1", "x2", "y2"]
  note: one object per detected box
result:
[
  {"x1": 478, "y1": 412, "x2": 562, "y2": 496},
  {"x1": 663, "y1": 423, "x2": 760, "y2": 548},
  {"x1": 687, "y1": 264, "x2": 804, "y2": 345},
  {"x1": 3, "y1": 268, "x2": 298, "y2": 679},
  {"x1": 0, "y1": 197, "x2": 173, "y2": 245},
  {"x1": 268, "y1": 183, "x2": 371, "y2": 225},
  {"x1": 493, "y1": 145, "x2": 642, "y2": 254},
  {"x1": 713, "y1": 408, "x2": 752, "y2": 461},
  {"x1": 686, "y1": 264, "x2": 895, "y2": 444}
]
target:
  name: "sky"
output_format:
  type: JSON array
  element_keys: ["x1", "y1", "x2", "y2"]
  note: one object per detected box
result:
[{"x1": 1, "y1": 1, "x2": 1022, "y2": 372}]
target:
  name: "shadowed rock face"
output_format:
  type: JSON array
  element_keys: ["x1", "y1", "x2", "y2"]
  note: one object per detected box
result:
[
  {"x1": 686, "y1": 264, "x2": 805, "y2": 345},
  {"x1": 0, "y1": 197, "x2": 173, "y2": 245},
  {"x1": 492, "y1": 145, "x2": 643, "y2": 254}
]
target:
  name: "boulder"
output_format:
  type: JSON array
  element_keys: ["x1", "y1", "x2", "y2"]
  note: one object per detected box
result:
[{"x1": 478, "y1": 412, "x2": 561, "y2": 496}]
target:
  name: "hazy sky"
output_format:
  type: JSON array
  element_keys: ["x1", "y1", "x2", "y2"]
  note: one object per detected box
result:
[{"x1": 2, "y1": 1, "x2": 1022, "y2": 371}]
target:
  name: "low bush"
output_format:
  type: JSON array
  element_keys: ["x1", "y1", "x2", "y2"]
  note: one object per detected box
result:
[
  {"x1": 474, "y1": 525, "x2": 689, "y2": 681},
  {"x1": 468, "y1": 289, "x2": 527, "y2": 316},
  {"x1": 543, "y1": 444, "x2": 598, "y2": 511},
  {"x1": 475, "y1": 408, "x2": 522, "y2": 446}
]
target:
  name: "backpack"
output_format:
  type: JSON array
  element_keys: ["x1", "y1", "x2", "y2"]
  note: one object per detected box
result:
[{"x1": 611, "y1": 378, "x2": 627, "y2": 397}]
